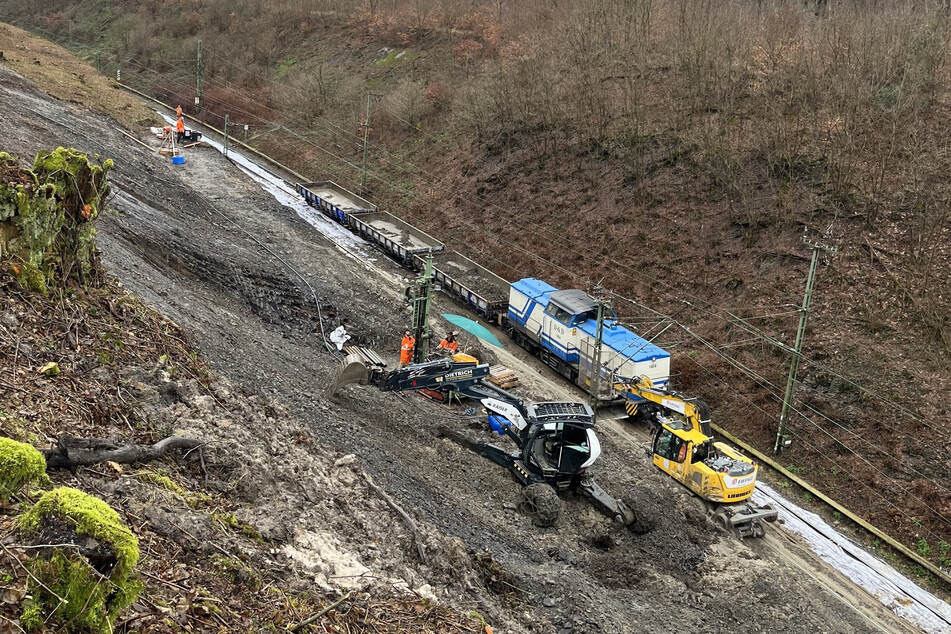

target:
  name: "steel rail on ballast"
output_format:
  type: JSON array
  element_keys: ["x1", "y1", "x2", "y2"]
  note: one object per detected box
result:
[{"x1": 113, "y1": 81, "x2": 951, "y2": 593}]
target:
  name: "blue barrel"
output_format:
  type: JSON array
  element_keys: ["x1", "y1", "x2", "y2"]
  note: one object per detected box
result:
[{"x1": 172, "y1": 155, "x2": 185, "y2": 165}]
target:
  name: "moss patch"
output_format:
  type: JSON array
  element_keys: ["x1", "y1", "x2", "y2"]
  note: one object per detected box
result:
[
  {"x1": 135, "y1": 469, "x2": 211, "y2": 508},
  {"x1": 18, "y1": 487, "x2": 141, "y2": 632},
  {"x1": 0, "y1": 148, "x2": 113, "y2": 293},
  {"x1": 0, "y1": 437, "x2": 48, "y2": 500},
  {"x1": 212, "y1": 511, "x2": 263, "y2": 541}
]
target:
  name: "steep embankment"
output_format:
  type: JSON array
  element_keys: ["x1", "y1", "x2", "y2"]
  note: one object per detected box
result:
[
  {"x1": 1, "y1": 0, "x2": 949, "y2": 586},
  {"x1": 0, "y1": 35, "x2": 493, "y2": 634}
]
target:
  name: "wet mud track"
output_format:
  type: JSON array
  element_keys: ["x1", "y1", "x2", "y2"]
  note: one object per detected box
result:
[{"x1": 0, "y1": 65, "x2": 924, "y2": 633}]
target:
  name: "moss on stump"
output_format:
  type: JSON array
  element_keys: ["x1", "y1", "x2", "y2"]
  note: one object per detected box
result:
[
  {"x1": 0, "y1": 148, "x2": 113, "y2": 293},
  {"x1": 0, "y1": 436, "x2": 48, "y2": 501},
  {"x1": 18, "y1": 487, "x2": 141, "y2": 632}
]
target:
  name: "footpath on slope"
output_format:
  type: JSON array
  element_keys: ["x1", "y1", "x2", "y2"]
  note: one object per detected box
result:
[{"x1": 0, "y1": 26, "x2": 938, "y2": 634}]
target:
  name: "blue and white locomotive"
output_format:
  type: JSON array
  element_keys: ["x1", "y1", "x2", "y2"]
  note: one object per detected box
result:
[
  {"x1": 295, "y1": 181, "x2": 671, "y2": 404},
  {"x1": 506, "y1": 278, "x2": 670, "y2": 396}
]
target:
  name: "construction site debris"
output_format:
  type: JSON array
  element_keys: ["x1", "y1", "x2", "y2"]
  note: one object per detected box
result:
[{"x1": 486, "y1": 365, "x2": 519, "y2": 389}]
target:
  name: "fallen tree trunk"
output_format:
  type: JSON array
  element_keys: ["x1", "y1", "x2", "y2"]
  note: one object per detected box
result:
[{"x1": 42, "y1": 436, "x2": 202, "y2": 469}]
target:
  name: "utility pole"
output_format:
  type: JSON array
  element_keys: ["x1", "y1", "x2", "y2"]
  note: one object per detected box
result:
[
  {"x1": 590, "y1": 285, "x2": 611, "y2": 411},
  {"x1": 223, "y1": 114, "x2": 230, "y2": 157},
  {"x1": 774, "y1": 230, "x2": 836, "y2": 454},
  {"x1": 360, "y1": 94, "x2": 381, "y2": 195},
  {"x1": 407, "y1": 252, "x2": 435, "y2": 363},
  {"x1": 195, "y1": 40, "x2": 204, "y2": 112}
]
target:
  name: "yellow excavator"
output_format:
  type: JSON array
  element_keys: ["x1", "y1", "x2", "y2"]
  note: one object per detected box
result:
[{"x1": 614, "y1": 376, "x2": 777, "y2": 537}]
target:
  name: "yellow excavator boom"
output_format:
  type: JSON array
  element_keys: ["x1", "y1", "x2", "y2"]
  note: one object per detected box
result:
[{"x1": 614, "y1": 376, "x2": 777, "y2": 537}]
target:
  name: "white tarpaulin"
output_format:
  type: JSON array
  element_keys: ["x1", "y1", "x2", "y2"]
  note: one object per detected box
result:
[
  {"x1": 159, "y1": 113, "x2": 372, "y2": 257},
  {"x1": 753, "y1": 482, "x2": 951, "y2": 633}
]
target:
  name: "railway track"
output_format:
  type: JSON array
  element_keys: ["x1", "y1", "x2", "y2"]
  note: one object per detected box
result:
[{"x1": 137, "y1": 95, "x2": 951, "y2": 632}]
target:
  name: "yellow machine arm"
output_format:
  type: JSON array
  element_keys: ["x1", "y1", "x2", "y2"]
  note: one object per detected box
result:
[
  {"x1": 613, "y1": 376, "x2": 778, "y2": 537},
  {"x1": 613, "y1": 376, "x2": 712, "y2": 437}
]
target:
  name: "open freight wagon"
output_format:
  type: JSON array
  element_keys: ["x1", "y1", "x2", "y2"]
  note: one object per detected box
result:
[
  {"x1": 349, "y1": 211, "x2": 445, "y2": 264},
  {"x1": 414, "y1": 250, "x2": 509, "y2": 319},
  {"x1": 297, "y1": 181, "x2": 377, "y2": 223}
]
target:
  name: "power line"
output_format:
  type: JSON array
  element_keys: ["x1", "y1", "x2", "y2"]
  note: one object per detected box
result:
[
  {"x1": 22, "y1": 25, "x2": 951, "y2": 551},
  {"x1": 124, "y1": 56, "x2": 951, "y2": 473},
  {"x1": 44, "y1": 32, "x2": 951, "y2": 523},
  {"x1": 681, "y1": 353, "x2": 951, "y2": 546},
  {"x1": 678, "y1": 326, "x2": 951, "y2": 521}
]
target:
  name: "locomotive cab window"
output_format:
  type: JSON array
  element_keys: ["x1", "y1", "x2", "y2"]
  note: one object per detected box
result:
[
  {"x1": 545, "y1": 303, "x2": 573, "y2": 325},
  {"x1": 571, "y1": 310, "x2": 597, "y2": 326}
]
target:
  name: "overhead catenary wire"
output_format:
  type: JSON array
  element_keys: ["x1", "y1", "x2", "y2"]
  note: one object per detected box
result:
[
  {"x1": 35, "y1": 30, "x2": 951, "y2": 568},
  {"x1": 677, "y1": 323, "x2": 951, "y2": 525},
  {"x1": 58, "y1": 35, "x2": 951, "y2": 531},
  {"x1": 124, "y1": 52, "x2": 826, "y2": 351},
  {"x1": 117, "y1": 61, "x2": 574, "y2": 285},
  {"x1": 680, "y1": 352, "x2": 951, "y2": 548},
  {"x1": 122, "y1": 60, "x2": 951, "y2": 470},
  {"x1": 16, "y1": 2, "x2": 951, "y2": 544}
]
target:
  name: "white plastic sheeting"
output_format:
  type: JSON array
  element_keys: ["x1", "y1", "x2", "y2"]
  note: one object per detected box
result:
[
  {"x1": 163, "y1": 112, "x2": 951, "y2": 633},
  {"x1": 158, "y1": 113, "x2": 371, "y2": 256},
  {"x1": 753, "y1": 482, "x2": 951, "y2": 633}
]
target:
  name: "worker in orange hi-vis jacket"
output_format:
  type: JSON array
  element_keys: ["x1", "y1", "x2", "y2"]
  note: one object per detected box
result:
[
  {"x1": 175, "y1": 116, "x2": 186, "y2": 141},
  {"x1": 399, "y1": 330, "x2": 416, "y2": 367},
  {"x1": 176, "y1": 104, "x2": 183, "y2": 118},
  {"x1": 438, "y1": 331, "x2": 459, "y2": 353}
]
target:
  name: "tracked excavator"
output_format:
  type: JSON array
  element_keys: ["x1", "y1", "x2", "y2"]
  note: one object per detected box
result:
[
  {"x1": 330, "y1": 347, "x2": 635, "y2": 526},
  {"x1": 615, "y1": 377, "x2": 778, "y2": 537}
]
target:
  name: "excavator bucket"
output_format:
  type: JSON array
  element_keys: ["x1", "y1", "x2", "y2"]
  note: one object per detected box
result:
[{"x1": 327, "y1": 347, "x2": 387, "y2": 398}]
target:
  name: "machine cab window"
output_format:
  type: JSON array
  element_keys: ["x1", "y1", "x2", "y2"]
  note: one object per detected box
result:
[
  {"x1": 531, "y1": 422, "x2": 590, "y2": 475},
  {"x1": 653, "y1": 428, "x2": 686, "y2": 463}
]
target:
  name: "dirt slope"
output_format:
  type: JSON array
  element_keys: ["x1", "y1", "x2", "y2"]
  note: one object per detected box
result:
[
  {"x1": 1, "y1": 3, "x2": 949, "y2": 573},
  {"x1": 0, "y1": 53, "x2": 927, "y2": 632}
]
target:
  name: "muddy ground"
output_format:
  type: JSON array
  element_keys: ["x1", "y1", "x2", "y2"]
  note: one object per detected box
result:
[{"x1": 0, "y1": 64, "x2": 924, "y2": 633}]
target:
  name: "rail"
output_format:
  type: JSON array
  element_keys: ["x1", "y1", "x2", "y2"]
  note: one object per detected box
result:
[
  {"x1": 113, "y1": 79, "x2": 951, "y2": 590},
  {"x1": 712, "y1": 422, "x2": 951, "y2": 586}
]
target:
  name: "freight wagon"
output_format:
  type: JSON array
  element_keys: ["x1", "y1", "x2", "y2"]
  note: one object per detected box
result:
[
  {"x1": 415, "y1": 250, "x2": 509, "y2": 319},
  {"x1": 298, "y1": 181, "x2": 507, "y2": 317},
  {"x1": 296, "y1": 181, "x2": 669, "y2": 402},
  {"x1": 296, "y1": 181, "x2": 376, "y2": 223}
]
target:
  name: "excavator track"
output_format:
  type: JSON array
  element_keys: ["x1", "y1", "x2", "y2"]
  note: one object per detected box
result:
[{"x1": 710, "y1": 502, "x2": 778, "y2": 539}]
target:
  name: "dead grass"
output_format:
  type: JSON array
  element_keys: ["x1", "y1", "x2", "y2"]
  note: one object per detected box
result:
[{"x1": 0, "y1": 22, "x2": 156, "y2": 130}]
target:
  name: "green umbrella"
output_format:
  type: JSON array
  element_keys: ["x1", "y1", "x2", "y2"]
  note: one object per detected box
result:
[{"x1": 440, "y1": 314, "x2": 504, "y2": 348}]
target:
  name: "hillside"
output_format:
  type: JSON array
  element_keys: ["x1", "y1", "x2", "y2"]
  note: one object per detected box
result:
[
  {"x1": 0, "y1": 32, "x2": 929, "y2": 633},
  {"x1": 1, "y1": 0, "x2": 950, "y2": 585}
]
